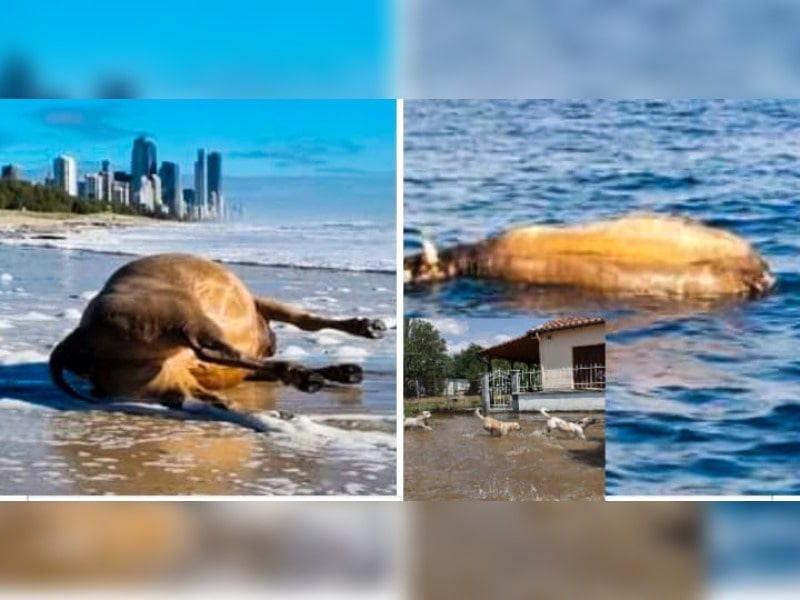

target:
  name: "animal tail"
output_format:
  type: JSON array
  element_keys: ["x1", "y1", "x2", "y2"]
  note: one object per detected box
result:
[
  {"x1": 475, "y1": 408, "x2": 483, "y2": 419},
  {"x1": 49, "y1": 329, "x2": 98, "y2": 403},
  {"x1": 539, "y1": 408, "x2": 550, "y2": 417}
]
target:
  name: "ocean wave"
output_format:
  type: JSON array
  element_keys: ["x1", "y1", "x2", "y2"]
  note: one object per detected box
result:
[{"x1": 0, "y1": 236, "x2": 395, "y2": 274}]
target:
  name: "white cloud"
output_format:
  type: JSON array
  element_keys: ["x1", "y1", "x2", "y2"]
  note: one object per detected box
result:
[
  {"x1": 448, "y1": 341, "x2": 471, "y2": 354},
  {"x1": 424, "y1": 317, "x2": 468, "y2": 336},
  {"x1": 493, "y1": 333, "x2": 512, "y2": 343}
]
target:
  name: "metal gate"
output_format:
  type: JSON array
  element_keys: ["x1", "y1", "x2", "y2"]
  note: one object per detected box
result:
[{"x1": 488, "y1": 370, "x2": 512, "y2": 411}]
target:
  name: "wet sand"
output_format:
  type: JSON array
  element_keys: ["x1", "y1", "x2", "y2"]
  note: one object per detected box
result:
[
  {"x1": 0, "y1": 373, "x2": 395, "y2": 496},
  {"x1": 404, "y1": 411, "x2": 604, "y2": 500}
]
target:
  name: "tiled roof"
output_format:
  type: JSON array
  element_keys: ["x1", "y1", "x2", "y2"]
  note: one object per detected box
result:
[{"x1": 530, "y1": 316, "x2": 605, "y2": 334}]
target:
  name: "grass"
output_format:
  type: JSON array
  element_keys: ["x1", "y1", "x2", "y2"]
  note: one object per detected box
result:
[{"x1": 404, "y1": 395, "x2": 481, "y2": 417}]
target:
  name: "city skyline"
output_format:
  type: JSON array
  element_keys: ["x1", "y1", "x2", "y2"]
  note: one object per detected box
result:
[
  {"x1": 25, "y1": 135, "x2": 227, "y2": 221},
  {"x1": 0, "y1": 100, "x2": 396, "y2": 222}
]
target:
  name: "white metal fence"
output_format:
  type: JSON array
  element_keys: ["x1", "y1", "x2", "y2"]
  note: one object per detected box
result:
[
  {"x1": 531, "y1": 365, "x2": 606, "y2": 392},
  {"x1": 518, "y1": 364, "x2": 605, "y2": 393}
]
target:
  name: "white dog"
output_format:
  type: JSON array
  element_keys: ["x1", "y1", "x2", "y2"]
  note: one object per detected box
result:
[
  {"x1": 540, "y1": 408, "x2": 596, "y2": 440},
  {"x1": 475, "y1": 408, "x2": 521, "y2": 437},
  {"x1": 404, "y1": 410, "x2": 432, "y2": 431}
]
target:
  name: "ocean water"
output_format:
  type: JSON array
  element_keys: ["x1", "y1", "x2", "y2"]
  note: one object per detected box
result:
[
  {"x1": 405, "y1": 99, "x2": 800, "y2": 495},
  {"x1": 0, "y1": 221, "x2": 396, "y2": 495},
  {"x1": 0, "y1": 220, "x2": 395, "y2": 273}
]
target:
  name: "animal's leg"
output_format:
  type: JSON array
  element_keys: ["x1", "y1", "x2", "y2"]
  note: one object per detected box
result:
[
  {"x1": 244, "y1": 360, "x2": 326, "y2": 393},
  {"x1": 254, "y1": 297, "x2": 386, "y2": 339},
  {"x1": 191, "y1": 388, "x2": 233, "y2": 411},
  {"x1": 247, "y1": 362, "x2": 363, "y2": 386},
  {"x1": 90, "y1": 291, "x2": 267, "y2": 371},
  {"x1": 315, "y1": 364, "x2": 363, "y2": 384},
  {"x1": 184, "y1": 322, "x2": 268, "y2": 371}
]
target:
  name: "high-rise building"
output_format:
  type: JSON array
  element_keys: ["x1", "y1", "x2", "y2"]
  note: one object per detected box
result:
[
  {"x1": 84, "y1": 173, "x2": 103, "y2": 200},
  {"x1": 150, "y1": 173, "x2": 162, "y2": 212},
  {"x1": 1, "y1": 164, "x2": 21, "y2": 181},
  {"x1": 112, "y1": 181, "x2": 130, "y2": 205},
  {"x1": 207, "y1": 151, "x2": 221, "y2": 214},
  {"x1": 137, "y1": 175, "x2": 154, "y2": 211},
  {"x1": 159, "y1": 161, "x2": 183, "y2": 218},
  {"x1": 53, "y1": 155, "x2": 78, "y2": 196},
  {"x1": 131, "y1": 136, "x2": 157, "y2": 194},
  {"x1": 194, "y1": 149, "x2": 206, "y2": 216},
  {"x1": 183, "y1": 188, "x2": 196, "y2": 221},
  {"x1": 101, "y1": 160, "x2": 112, "y2": 203}
]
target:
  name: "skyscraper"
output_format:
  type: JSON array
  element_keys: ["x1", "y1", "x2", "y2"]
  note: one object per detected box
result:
[
  {"x1": 137, "y1": 175, "x2": 154, "y2": 211},
  {"x1": 84, "y1": 173, "x2": 103, "y2": 200},
  {"x1": 194, "y1": 149, "x2": 206, "y2": 217},
  {"x1": 159, "y1": 161, "x2": 184, "y2": 218},
  {"x1": 131, "y1": 136, "x2": 157, "y2": 194},
  {"x1": 101, "y1": 160, "x2": 112, "y2": 204},
  {"x1": 52, "y1": 155, "x2": 77, "y2": 196},
  {"x1": 207, "y1": 151, "x2": 221, "y2": 216},
  {"x1": 1, "y1": 164, "x2": 21, "y2": 181},
  {"x1": 183, "y1": 188, "x2": 195, "y2": 220}
]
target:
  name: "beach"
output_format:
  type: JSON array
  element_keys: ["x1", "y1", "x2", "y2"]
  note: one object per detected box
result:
[
  {"x1": 0, "y1": 218, "x2": 397, "y2": 495},
  {"x1": 0, "y1": 209, "x2": 155, "y2": 235}
]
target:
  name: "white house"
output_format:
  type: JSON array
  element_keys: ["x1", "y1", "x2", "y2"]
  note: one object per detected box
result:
[
  {"x1": 444, "y1": 378, "x2": 471, "y2": 396},
  {"x1": 478, "y1": 317, "x2": 605, "y2": 412}
]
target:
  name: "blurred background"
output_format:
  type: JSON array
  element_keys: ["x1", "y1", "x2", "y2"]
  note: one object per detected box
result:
[
  {"x1": 404, "y1": 0, "x2": 800, "y2": 97},
  {"x1": 0, "y1": 502, "x2": 404, "y2": 597},
  {"x1": 0, "y1": 1, "x2": 394, "y2": 98},
  {"x1": 709, "y1": 502, "x2": 800, "y2": 600},
  {"x1": 6, "y1": 1, "x2": 800, "y2": 97},
  {"x1": 3, "y1": 501, "x2": 800, "y2": 597}
]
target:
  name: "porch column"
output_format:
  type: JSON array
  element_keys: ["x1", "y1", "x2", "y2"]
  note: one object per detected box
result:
[
  {"x1": 511, "y1": 369, "x2": 521, "y2": 413},
  {"x1": 480, "y1": 372, "x2": 490, "y2": 413}
]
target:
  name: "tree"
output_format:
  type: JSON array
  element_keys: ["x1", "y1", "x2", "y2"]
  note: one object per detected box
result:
[
  {"x1": 404, "y1": 318, "x2": 450, "y2": 398},
  {"x1": 0, "y1": 179, "x2": 170, "y2": 219},
  {"x1": 449, "y1": 343, "x2": 487, "y2": 394}
]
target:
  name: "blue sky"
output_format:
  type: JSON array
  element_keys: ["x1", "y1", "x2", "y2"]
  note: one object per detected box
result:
[
  {"x1": 0, "y1": 1, "x2": 393, "y2": 97},
  {"x1": 423, "y1": 317, "x2": 547, "y2": 355},
  {"x1": 0, "y1": 100, "x2": 396, "y2": 221}
]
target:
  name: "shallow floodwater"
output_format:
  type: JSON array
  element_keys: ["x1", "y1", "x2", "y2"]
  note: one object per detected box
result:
[
  {"x1": 405, "y1": 99, "x2": 800, "y2": 495},
  {"x1": 404, "y1": 411, "x2": 604, "y2": 501},
  {"x1": 0, "y1": 245, "x2": 396, "y2": 495}
]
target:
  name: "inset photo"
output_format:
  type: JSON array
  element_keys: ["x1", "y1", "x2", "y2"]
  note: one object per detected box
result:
[
  {"x1": 404, "y1": 99, "x2": 800, "y2": 497},
  {"x1": 0, "y1": 99, "x2": 397, "y2": 496},
  {"x1": 404, "y1": 316, "x2": 605, "y2": 500}
]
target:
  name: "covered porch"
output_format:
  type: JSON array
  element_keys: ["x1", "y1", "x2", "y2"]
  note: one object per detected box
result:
[{"x1": 477, "y1": 323, "x2": 605, "y2": 413}]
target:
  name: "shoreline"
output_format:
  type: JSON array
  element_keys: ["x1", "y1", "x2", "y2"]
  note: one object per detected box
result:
[
  {"x1": 0, "y1": 209, "x2": 167, "y2": 237},
  {"x1": 0, "y1": 224, "x2": 396, "y2": 275}
]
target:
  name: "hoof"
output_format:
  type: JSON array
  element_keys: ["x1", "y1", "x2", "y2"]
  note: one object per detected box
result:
[
  {"x1": 286, "y1": 367, "x2": 325, "y2": 393},
  {"x1": 318, "y1": 363, "x2": 363, "y2": 384},
  {"x1": 357, "y1": 318, "x2": 387, "y2": 339}
]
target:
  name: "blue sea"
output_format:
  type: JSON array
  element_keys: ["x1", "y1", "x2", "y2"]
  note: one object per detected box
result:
[{"x1": 405, "y1": 99, "x2": 800, "y2": 496}]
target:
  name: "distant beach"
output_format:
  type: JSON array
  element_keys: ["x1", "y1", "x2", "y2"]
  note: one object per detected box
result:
[{"x1": 0, "y1": 209, "x2": 162, "y2": 238}]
